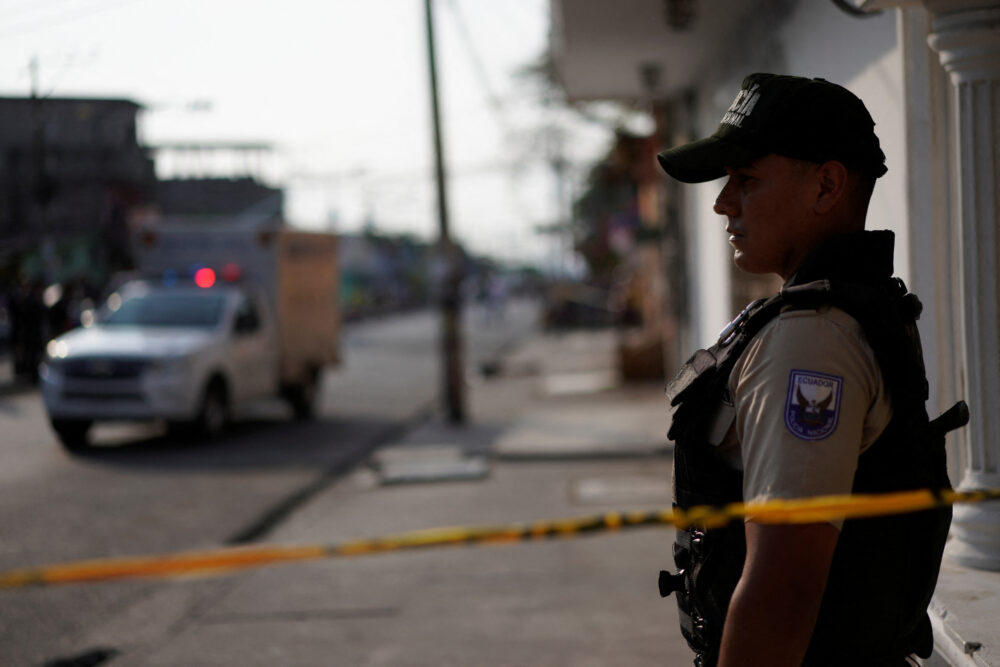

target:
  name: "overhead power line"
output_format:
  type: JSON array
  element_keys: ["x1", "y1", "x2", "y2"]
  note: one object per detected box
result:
[
  {"x1": 444, "y1": 0, "x2": 511, "y2": 136},
  {"x1": 1, "y1": 0, "x2": 80, "y2": 21},
  {"x1": 0, "y1": 0, "x2": 148, "y2": 38},
  {"x1": 287, "y1": 159, "x2": 537, "y2": 185},
  {"x1": 440, "y1": 0, "x2": 544, "y2": 230}
]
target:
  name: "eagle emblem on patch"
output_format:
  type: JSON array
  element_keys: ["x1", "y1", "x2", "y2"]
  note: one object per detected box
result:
[{"x1": 784, "y1": 370, "x2": 843, "y2": 440}]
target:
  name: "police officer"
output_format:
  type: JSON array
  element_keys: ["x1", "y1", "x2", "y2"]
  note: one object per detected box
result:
[{"x1": 656, "y1": 73, "x2": 964, "y2": 666}]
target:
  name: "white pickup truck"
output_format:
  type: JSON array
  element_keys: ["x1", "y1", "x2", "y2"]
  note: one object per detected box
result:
[{"x1": 39, "y1": 227, "x2": 340, "y2": 452}]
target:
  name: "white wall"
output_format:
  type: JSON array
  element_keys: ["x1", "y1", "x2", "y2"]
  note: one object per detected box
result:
[
  {"x1": 681, "y1": 79, "x2": 745, "y2": 349},
  {"x1": 897, "y1": 7, "x2": 965, "y2": 483},
  {"x1": 778, "y1": 1, "x2": 911, "y2": 285},
  {"x1": 684, "y1": 178, "x2": 732, "y2": 348}
]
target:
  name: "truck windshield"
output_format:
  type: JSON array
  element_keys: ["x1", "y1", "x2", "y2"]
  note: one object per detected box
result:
[{"x1": 103, "y1": 292, "x2": 226, "y2": 328}]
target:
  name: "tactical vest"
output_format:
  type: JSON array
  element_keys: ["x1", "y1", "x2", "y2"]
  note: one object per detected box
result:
[{"x1": 660, "y1": 277, "x2": 967, "y2": 667}]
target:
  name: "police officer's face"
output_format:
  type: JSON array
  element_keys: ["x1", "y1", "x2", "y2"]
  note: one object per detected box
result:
[{"x1": 713, "y1": 154, "x2": 819, "y2": 279}]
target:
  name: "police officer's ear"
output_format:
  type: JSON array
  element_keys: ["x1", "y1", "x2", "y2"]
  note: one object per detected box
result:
[{"x1": 813, "y1": 160, "x2": 849, "y2": 216}]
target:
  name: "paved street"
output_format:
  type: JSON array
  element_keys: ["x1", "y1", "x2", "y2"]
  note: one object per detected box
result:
[
  {"x1": 84, "y1": 319, "x2": 688, "y2": 666},
  {"x1": 0, "y1": 301, "x2": 540, "y2": 667}
]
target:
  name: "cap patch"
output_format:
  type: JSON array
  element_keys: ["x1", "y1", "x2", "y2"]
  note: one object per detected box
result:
[
  {"x1": 784, "y1": 370, "x2": 843, "y2": 441},
  {"x1": 721, "y1": 83, "x2": 760, "y2": 128}
]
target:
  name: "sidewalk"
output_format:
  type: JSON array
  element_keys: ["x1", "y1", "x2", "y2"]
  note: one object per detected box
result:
[{"x1": 84, "y1": 327, "x2": 691, "y2": 667}]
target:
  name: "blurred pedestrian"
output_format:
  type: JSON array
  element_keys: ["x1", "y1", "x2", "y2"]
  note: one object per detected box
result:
[{"x1": 9, "y1": 278, "x2": 45, "y2": 382}]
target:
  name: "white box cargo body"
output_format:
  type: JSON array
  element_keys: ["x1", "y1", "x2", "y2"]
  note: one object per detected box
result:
[{"x1": 134, "y1": 225, "x2": 340, "y2": 387}]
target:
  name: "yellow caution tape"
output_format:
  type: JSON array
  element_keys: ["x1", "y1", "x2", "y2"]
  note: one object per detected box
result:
[{"x1": 1, "y1": 487, "x2": 998, "y2": 590}]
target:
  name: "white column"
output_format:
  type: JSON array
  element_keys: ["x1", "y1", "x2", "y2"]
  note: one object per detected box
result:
[{"x1": 927, "y1": 5, "x2": 1000, "y2": 572}]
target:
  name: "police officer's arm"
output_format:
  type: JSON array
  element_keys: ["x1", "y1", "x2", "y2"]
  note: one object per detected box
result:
[{"x1": 717, "y1": 521, "x2": 840, "y2": 667}]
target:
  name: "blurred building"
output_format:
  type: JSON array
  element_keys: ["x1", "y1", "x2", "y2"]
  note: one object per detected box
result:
[
  {"x1": 0, "y1": 97, "x2": 155, "y2": 283},
  {"x1": 550, "y1": 0, "x2": 1000, "y2": 663},
  {"x1": 150, "y1": 142, "x2": 283, "y2": 230},
  {"x1": 339, "y1": 232, "x2": 433, "y2": 320},
  {"x1": 156, "y1": 178, "x2": 282, "y2": 221},
  {"x1": 570, "y1": 129, "x2": 678, "y2": 378}
]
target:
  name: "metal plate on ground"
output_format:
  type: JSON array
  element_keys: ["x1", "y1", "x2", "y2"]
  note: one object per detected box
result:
[
  {"x1": 375, "y1": 446, "x2": 490, "y2": 485},
  {"x1": 493, "y1": 401, "x2": 670, "y2": 460},
  {"x1": 571, "y1": 475, "x2": 672, "y2": 505},
  {"x1": 543, "y1": 370, "x2": 618, "y2": 396}
]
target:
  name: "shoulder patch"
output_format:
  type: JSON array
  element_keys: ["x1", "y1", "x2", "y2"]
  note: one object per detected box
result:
[{"x1": 784, "y1": 370, "x2": 843, "y2": 440}]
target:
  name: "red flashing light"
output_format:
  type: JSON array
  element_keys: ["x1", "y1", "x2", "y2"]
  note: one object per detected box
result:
[
  {"x1": 194, "y1": 267, "x2": 216, "y2": 288},
  {"x1": 221, "y1": 263, "x2": 242, "y2": 283}
]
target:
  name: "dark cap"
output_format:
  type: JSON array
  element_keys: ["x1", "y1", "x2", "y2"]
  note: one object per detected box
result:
[{"x1": 657, "y1": 73, "x2": 888, "y2": 183}]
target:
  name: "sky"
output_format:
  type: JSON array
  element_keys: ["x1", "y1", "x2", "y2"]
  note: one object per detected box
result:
[{"x1": 0, "y1": 0, "x2": 614, "y2": 269}]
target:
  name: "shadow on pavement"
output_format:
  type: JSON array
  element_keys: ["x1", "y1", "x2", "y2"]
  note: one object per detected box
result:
[{"x1": 65, "y1": 414, "x2": 428, "y2": 473}]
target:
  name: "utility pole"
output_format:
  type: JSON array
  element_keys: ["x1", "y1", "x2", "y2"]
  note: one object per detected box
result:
[
  {"x1": 424, "y1": 0, "x2": 466, "y2": 423},
  {"x1": 29, "y1": 56, "x2": 39, "y2": 98}
]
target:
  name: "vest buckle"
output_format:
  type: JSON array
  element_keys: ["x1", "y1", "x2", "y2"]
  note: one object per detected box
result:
[
  {"x1": 658, "y1": 569, "x2": 686, "y2": 597},
  {"x1": 690, "y1": 530, "x2": 705, "y2": 556}
]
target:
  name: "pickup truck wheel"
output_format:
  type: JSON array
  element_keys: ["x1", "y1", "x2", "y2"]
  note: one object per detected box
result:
[
  {"x1": 196, "y1": 381, "x2": 229, "y2": 439},
  {"x1": 286, "y1": 370, "x2": 318, "y2": 421},
  {"x1": 52, "y1": 419, "x2": 93, "y2": 453}
]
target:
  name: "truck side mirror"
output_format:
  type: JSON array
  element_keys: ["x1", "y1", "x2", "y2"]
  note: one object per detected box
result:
[{"x1": 234, "y1": 311, "x2": 259, "y2": 335}]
